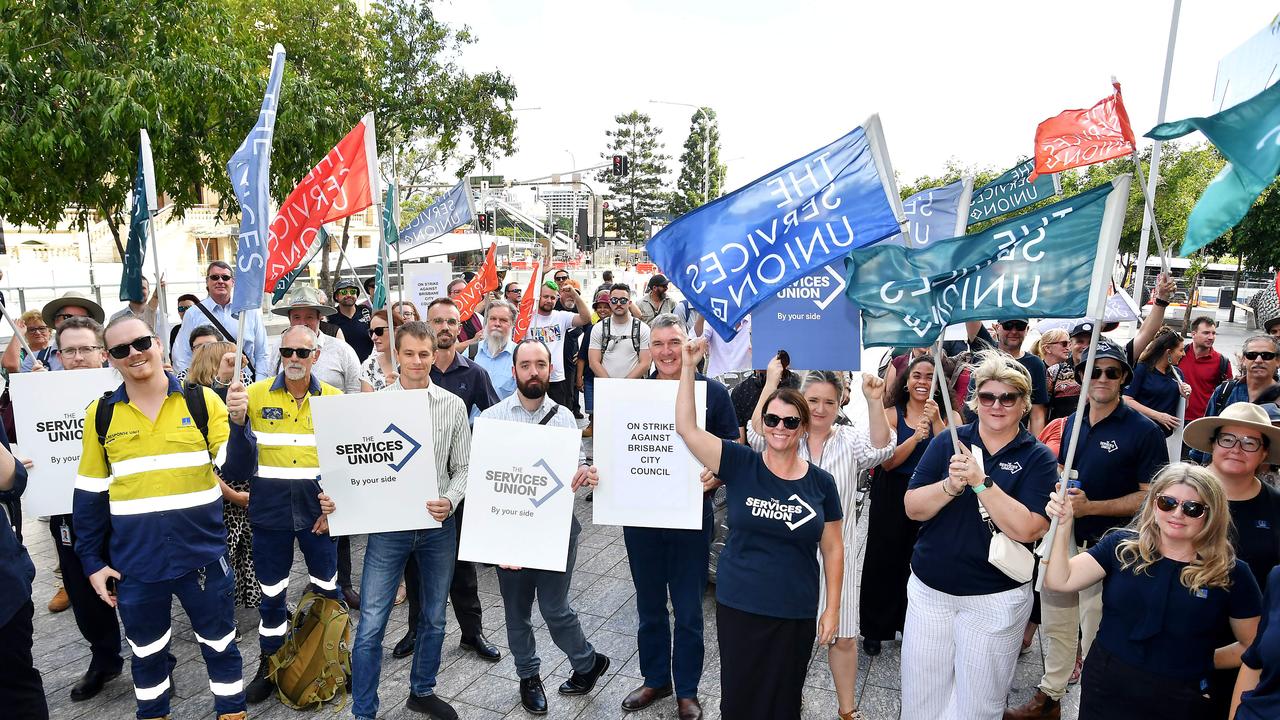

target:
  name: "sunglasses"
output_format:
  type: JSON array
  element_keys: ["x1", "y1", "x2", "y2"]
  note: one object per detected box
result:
[
  {"x1": 107, "y1": 335, "x2": 155, "y2": 359},
  {"x1": 506, "y1": 288, "x2": 522, "y2": 294},
  {"x1": 207, "y1": 274, "x2": 233, "y2": 282},
  {"x1": 1214, "y1": 432, "x2": 1265, "y2": 453},
  {"x1": 555, "y1": 276, "x2": 570, "y2": 282},
  {"x1": 762, "y1": 413, "x2": 802, "y2": 430},
  {"x1": 334, "y1": 288, "x2": 358, "y2": 296},
  {"x1": 977, "y1": 391, "x2": 1022, "y2": 408},
  {"x1": 370, "y1": 326, "x2": 388, "y2": 337},
  {"x1": 177, "y1": 305, "x2": 192, "y2": 313},
  {"x1": 609, "y1": 297, "x2": 630, "y2": 305},
  {"x1": 1155, "y1": 494, "x2": 1207, "y2": 519},
  {"x1": 279, "y1": 347, "x2": 315, "y2": 359},
  {"x1": 1090, "y1": 367, "x2": 1125, "y2": 380},
  {"x1": 1244, "y1": 351, "x2": 1278, "y2": 361},
  {"x1": 54, "y1": 312, "x2": 79, "y2": 322},
  {"x1": 1001, "y1": 321, "x2": 1028, "y2": 331}
]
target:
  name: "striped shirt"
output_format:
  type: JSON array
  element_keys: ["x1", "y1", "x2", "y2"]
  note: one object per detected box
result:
[
  {"x1": 381, "y1": 380, "x2": 471, "y2": 515},
  {"x1": 479, "y1": 392, "x2": 586, "y2": 465}
]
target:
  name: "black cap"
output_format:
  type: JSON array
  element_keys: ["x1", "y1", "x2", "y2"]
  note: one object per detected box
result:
[
  {"x1": 1074, "y1": 337, "x2": 1132, "y2": 376},
  {"x1": 647, "y1": 274, "x2": 669, "y2": 289},
  {"x1": 996, "y1": 318, "x2": 1028, "y2": 325},
  {"x1": 1266, "y1": 316, "x2": 1280, "y2": 334},
  {"x1": 1070, "y1": 321, "x2": 1095, "y2": 338},
  {"x1": 334, "y1": 278, "x2": 360, "y2": 292}
]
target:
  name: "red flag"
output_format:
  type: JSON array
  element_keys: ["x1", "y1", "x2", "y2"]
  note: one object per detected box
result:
[
  {"x1": 511, "y1": 263, "x2": 542, "y2": 343},
  {"x1": 265, "y1": 112, "x2": 379, "y2": 286},
  {"x1": 1031, "y1": 83, "x2": 1136, "y2": 179},
  {"x1": 456, "y1": 243, "x2": 500, "y2": 322}
]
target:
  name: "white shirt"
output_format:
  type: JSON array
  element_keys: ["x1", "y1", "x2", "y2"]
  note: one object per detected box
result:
[
  {"x1": 589, "y1": 315, "x2": 651, "y2": 379},
  {"x1": 703, "y1": 315, "x2": 753, "y2": 379},
  {"x1": 527, "y1": 310, "x2": 577, "y2": 383}
]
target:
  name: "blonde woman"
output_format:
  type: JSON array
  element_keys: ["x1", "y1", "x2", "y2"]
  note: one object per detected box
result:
[
  {"x1": 1034, "y1": 328, "x2": 1079, "y2": 421},
  {"x1": 900, "y1": 351, "x2": 1056, "y2": 720},
  {"x1": 180, "y1": 339, "x2": 252, "y2": 395},
  {"x1": 1044, "y1": 464, "x2": 1263, "y2": 720}
]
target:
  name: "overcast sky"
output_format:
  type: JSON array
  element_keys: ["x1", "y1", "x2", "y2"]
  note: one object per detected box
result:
[{"x1": 434, "y1": 1, "x2": 1274, "y2": 193}]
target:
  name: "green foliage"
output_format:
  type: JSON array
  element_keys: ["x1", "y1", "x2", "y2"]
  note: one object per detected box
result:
[
  {"x1": 671, "y1": 107, "x2": 725, "y2": 215},
  {"x1": 596, "y1": 111, "x2": 670, "y2": 243}
]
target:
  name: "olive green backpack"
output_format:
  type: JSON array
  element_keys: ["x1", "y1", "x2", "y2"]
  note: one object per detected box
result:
[{"x1": 268, "y1": 591, "x2": 352, "y2": 710}]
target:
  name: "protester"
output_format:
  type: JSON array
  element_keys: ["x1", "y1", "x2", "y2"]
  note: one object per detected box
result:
[
  {"x1": 328, "y1": 278, "x2": 374, "y2": 362},
  {"x1": 675, "y1": 337, "x2": 844, "y2": 720},
  {"x1": 1035, "y1": 329, "x2": 1079, "y2": 421},
  {"x1": 446, "y1": 279, "x2": 484, "y2": 353},
  {"x1": 697, "y1": 314, "x2": 752, "y2": 379},
  {"x1": 551, "y1": 271, "x2": 589, "y2": 418},
  {"x1": 22, "y1": 291, "x2": 106, "y2": 372},
  {"x1": 1043, "y1": 464, "x2": 1261, "y2": 720},
  {"x1": 526, "y1": 279, "x2": 591, "y2": 410},
  {"x1": 1005, "y1": 339, "x2": 1167, "y2": 720},
  {"x1": 2, "y1": 310, "x2": 51, "y2": 373},
  {"x1": 394, "y1": 300, "x2": 420, "y2": 322},
  {"x1": 861, "y1": 354, "x2": 959, "y2": 657},
  {"x1": 108, "y1": 276, "x2": 162, "y2": 328},
  {"x1": 1182, "y1": 402, "x2": 1280, "y2": 715},
  {"x1": 745, "y1": 359, "x2": 892, "y2": 720},
  {"x1": 900, "y1": 352, "x2": 1056, "y2": 720},
  {"x1": 427, "y1": 297, "x2": 500, "y2": 418},
  {"x1": 0, "y1": 415, "x2": 45, "y2": 717},
  {"x1": 1267, "y1": 316, "x2": 1280, "y2": 340},
  {"x1": 473, "y1": 299, "x2": 518, "y2": 400},
  {"x1": 171, "y1": 293, "x2": 199, "y2": 353},
  {"x1": 972, "y1": 319, "x2": 1050, "y2": 434},
  {"x1": 74, "y1": 316, "x2": 247, "y2": 720},
  {"x1": 1232, "y1": 565, "x2": 1280, "y2": 719},
  {"x1": 344, "y1": 321, "x2": 472, "y2": 720},
  {"x1": 481, "y1": 339, "x2": 610, "y2": 715},
  {"x1": 619, "y1": 314, "x2": 739, "y2": 720},
  {"x1": 575, "y1": 292, "x2": 611, "y2": 435},
  {"x1": 588, "y1": 283, "x2": 652, "y2": 381},
  {"x1": 636, "y1": 274, "x2": 678, "y2": 323},
  {"x1": 269, "y1": 286, "x2": 362, "y2": 393},
  {"x1": 359, "y1": 309, "x2": 405, "y2": 392},
  {"x1": 1124, "y1": 327, "x2": 1192, "y2": 437},
  {"x1": 362, "y1": 277, "x2": 377, "y2": 306},
  {"x1": 503, "y1": 281, "x2": 523, "y2": 305},
  {"x1": 1191, "y1": 335, "x2": 1280, "y2": 464},
  {"x1": 172, "y1": 261, "x2": 269, "y2": 381},
  {"x1": 1179, "y1": 316, "x2": 1234, "y2": 425}
]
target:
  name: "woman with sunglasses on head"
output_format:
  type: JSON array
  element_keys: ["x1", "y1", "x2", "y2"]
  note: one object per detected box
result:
[
  {"x1": 676, "y1": 337, "x2": 845, "y2": 720},
  {"x1": 1044, "y1": 463, "x2": 1262, "y2": 720},
  {"x1": 1181, "y1": 402, "x2": 1280, "y2": 716},
  {"x1": 744, "y1": 357, "x2": 894, "y2": 720},
  {"x1": 1124, "y1": 327, "x2": 1193, "y2": 437},
  {"x1": 359, "y1": 309, "x2": 406, "y2": 392},
  {"x1": 1034, "y1": 328, "x2": 1080, "y2": 422},
  {"x1": 900, "y1": 351, "x2": 1057, "y2": 720}
]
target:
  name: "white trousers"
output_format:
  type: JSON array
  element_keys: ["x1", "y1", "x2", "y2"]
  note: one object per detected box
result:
[{"x1": 900, "y1": 575, "x2": 1033, "y2": 720}]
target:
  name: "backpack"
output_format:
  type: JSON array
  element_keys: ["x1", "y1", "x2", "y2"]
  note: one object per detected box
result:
[
  {"x1": 95, "y1": 383, "x2": 211, "y2": 448},
  {"x1": 601, "y1": 317, "x2": 642, "y2": 356},
  {"x1": 268, "y1": 591, "x2": 352, "y2": 710},
  {"x1": 1208, "y1": 379, "x2": 1280, "y2": 417}
]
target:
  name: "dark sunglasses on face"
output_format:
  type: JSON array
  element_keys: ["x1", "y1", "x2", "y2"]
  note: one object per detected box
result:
[
  {"x1": 1155, "y1": 494, "x2": 1207, "y2": 519},
  {"x1": 54, "y1": 312, "x2": 78, "y2": 322},
  {"x1": 762, "y1": 413, "x2": 802, "y2": 430},
  {"x1": 107, "y1": 336, "x2": 155, "y2": 359},
  {"x1": 1214, "y1": 432, "x2": 1264, "y2": 453},
  {"x1": 609, "y1": 297, "x2": 630, "y2": 305},
  {"x1": 977, "y1": 391, "x2": 1022, "y2": 408},
  {"x1": 370, "y1": 326, "x2": 388, "y2": 337},
  {"x1": 506, "y1": 289, "x2": 521, "y2": 294},
  {"x1": 279, "y1": 347, "x2": 314, "y2": 359},
  {"x1": 178, "y1": 305, "x2": 192, "y2": 313},
  {"x1": 1001, "y1": 321, "x2": 1028, "y2": 331},
  {"x1": 207, "y1": 274, "x2": 233, "y2": 282},
  {"x1": 555, "y1": 275, "x2": 569, "y2": 282},
  {"x1": 1090, "y1": 367, "x2": 1125, "y2": 380},
  {"x1": 1244, "y1": 351, "x2": 1278, "y2": 361}
]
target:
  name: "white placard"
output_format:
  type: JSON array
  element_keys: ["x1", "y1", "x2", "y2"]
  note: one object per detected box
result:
[
  {"x1": 457, "y1": 418, "x2": 580, "y2": 571},
  {"x1": 12, "y1": 368, "x2": 119, "y2": 516},
  {"x1": 405, "y1": 262, "x2": 452, "y2": 316},
  {"x1": 592, "y1": 378, "x2": 706, "y2": 530},
  {"x1": 312, "y1": 391, "x2": 440, "y2": 536}
]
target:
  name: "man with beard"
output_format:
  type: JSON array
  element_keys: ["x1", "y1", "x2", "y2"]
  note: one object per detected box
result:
[
  {"x1": 527, "y1": 280, "x2": 591, "y2": 410},
  {"x1": 636, "y1": 275, "x2": 678, "y2": 324},
  {"x1": 588, "y1": 283, "x2": 651, "y2": 381},
  {"x1": 326, "y1": 278, "x2": 373, "y2": 362},
  {"x1": 1189, "y1": 335, "x2": 1280, "y2": 464},
  {"x1": 427, "y1": 298, "x2": 498, "y2": 418},
  {"x1": 480, "y1": 338, "x2": 610, "y2": 714},
  {"x1": 173, "y1": 261, "x2": 269, "y2": 380},
  {"x1": 224, "y1": 324, "x2": 341, "y2": 704},
  {"x1": 473, "y1": 299, "x2": 518, "y2": 400}
]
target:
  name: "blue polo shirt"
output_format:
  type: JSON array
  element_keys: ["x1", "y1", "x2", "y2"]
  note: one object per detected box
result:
[
  {"x1": 715, "y1": 439, "x2": 842, "y2": 619},
  {"x1": 1239, "y1": 566, "x2": 1280, "y2": 720},
  {"x1": 909, "y1": 422, "x2": 1057, "y2": 596},
  {"x1": 0, "y1": 421, "x2": 34, "y2": 626},
  {"x1": 1123, "y1": 362, "x2": 1181, "y2": 432},
  {"x1": 430, "y1": 352, "x2": 499, "y2": 421},
  {"x1": 1058, "y1": 402, "x2": 1166, "y2": 546},
  {"x1": 1088, "y1": 529, "x2": 1262, "y2": 683}
]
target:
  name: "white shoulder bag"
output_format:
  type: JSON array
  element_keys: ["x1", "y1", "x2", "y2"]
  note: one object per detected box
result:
[{"x1": 972, "y1": 446, "x2": 1035, "y2": 584}]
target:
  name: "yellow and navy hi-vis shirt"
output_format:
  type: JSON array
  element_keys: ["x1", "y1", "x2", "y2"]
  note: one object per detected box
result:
[
  {"x1": 72, "y1": 374, "x2": 235, "y2": 584},
  {"x1": 224, "y1": 373, "x2": 342, "y2": 531}
]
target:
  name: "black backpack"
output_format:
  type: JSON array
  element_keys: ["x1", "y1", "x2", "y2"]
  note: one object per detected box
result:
[{"x1": 95, "y1": 384, "x2": 211, "y2": 448}]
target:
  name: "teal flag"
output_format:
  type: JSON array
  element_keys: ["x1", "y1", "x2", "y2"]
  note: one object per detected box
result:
[
  {"x1": 845, "y1": 179, "x2": 1127, "y2": 347},
  {"x1": 119, "y1": 154, "x2": 149, "y2": 303},
  {"x1": 968, "y1": 159, "x2": 1060, "y2": 225},
  {"x1": 1146, "y1": 81, "x2": 1280, "y2": 255},
  {"x1": 271, "y1": 226, "x2": 326, "y2": 303},
  {"x1": 374, "y1": 184, "x2": 398, "y2": 309}
]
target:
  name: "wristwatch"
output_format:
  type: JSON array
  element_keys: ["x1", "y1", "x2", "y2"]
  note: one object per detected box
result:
[{"x1": 971, "y1": 476, "x2": 994, "y2": 494}]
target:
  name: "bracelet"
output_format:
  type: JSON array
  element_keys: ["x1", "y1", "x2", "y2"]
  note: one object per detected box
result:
[
  {"x1": 940, "y1": 480, "x2": 962, "y2": 497},
  {"x1": 1154, "y1": 298, "x2": 1170, "y2": 307}
]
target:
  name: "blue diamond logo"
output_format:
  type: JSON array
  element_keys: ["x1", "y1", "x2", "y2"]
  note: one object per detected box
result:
[{"x1": 383, "y1": 423, "x2": 421, "y2": 473}]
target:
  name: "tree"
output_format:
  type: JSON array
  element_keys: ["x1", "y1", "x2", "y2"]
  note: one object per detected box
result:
[
  {"x1": 596, "y1": 111, "x2": 670, "y2": 243},
  {"x1": 671, "y1": 107, "x2": 725, "y2": 215}
]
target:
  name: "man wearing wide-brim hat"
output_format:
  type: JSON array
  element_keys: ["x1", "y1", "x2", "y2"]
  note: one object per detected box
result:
[
  {"x1": 267, "y1": 286, "x2": 360, "y2": 394},
  {"x1": 23, "y1": 292, "x2": 106, "y2": 372}
]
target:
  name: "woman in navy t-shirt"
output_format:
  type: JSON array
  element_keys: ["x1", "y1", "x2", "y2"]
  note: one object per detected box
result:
[
  {"x1": 1043, "y1": 463, "x2": 1262, "y2": 720},
  {"x1": 1124, "y1": 327, "x2": 1192, "y2": 437},
  {"x1": 675, "y1": 338, "x2": 844, "y2": 720},
  {"x1": 900, "y1": 352, "x2": 1056, "y2": 720},
  {"x1": 1234, "y1": 566, "x2": 1280, "y2": 718}
]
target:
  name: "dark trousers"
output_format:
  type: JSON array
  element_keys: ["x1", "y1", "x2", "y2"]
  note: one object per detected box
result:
[
  {"x1": 0, "y1": 601, "x2": 48, "y2": 719},
  {"x1": 548, "y1": 379, "x2": 574, "y2": 413},
  {"x1": 49, "y1": 513, "x2": 123, "y2": 673},
  {"x1": 623, "y1": 499, "x2": 713, "y2": 698},
  {"x1": 1079, "y1": 644, "x2": 1210, "y2": 720},
  {"x1": 716, "y1": 602, "x2": 814, "y2": 720},
  {"x1": 337, "y1": 534, "x2": 354, "y2": 589},
  {"x1": 252, "y1": 526, "x2": 339, "y2": 654},
  {"x1": 859, "y1": 471, "x2": 919, "y2": 641},
  {"x1": 406, "y1": 500, "x2": 483, "y2": 639}
]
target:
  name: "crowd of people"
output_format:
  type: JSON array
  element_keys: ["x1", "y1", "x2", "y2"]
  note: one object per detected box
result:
[{"x1": 2, "y1": 263, "x2": 1280, "y2": 720}]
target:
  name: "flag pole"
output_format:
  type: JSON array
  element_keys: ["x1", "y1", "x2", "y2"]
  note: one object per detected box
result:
[
  {"x1": 1133, "y1": 0, "x2": 1181, "y2": 299},
  {"x1": 0, "y1": 301, "x2": 35, "y2": 358},
  {"x1": 145, "y1": 205, "x2": 170, "y2": 366},
  {"x1": 375, "y1": 199, "x2": 397, "y2": 364}
]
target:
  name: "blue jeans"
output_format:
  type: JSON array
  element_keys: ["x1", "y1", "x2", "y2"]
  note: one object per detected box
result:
[
  {"x1": 351, "y1": 518, "x2": 456, "y2": 720},
  {"x1": 583, "y1": 378, "x2": 595, "y2": 414}
]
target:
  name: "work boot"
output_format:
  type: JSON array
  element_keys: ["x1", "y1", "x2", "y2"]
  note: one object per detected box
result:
[
  {"x1": 217, "y1": 713, "x2": 248, "y2": 720},
  {"x1": 48, "y1": 587, "x2": 70, "y2": 613},
  {"x1": 245, "y1": 657, "x2": 275, "y2": 704},
  {"x1": 1002, "y1": 690, "x2": 1060, "y2": 720}
]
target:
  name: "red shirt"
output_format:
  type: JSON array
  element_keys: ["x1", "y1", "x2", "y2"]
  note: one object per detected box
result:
[{"x1": 1178, "y1": 344, "x2": 1232, "y2": 423}]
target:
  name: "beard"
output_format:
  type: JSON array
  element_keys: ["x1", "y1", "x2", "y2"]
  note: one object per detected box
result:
[
  {"x1": 284, "y1": 365, "x2": 308, "y2": 381},
  {"x1": 435, "y1": 331, "x2": 455, "y2": 350},
  {"x1": 518, "y1": 375, "x2": 547, "y2": 399},
  {"x1": 485, "y1": 329, "x2": 509, "y2": 358}
]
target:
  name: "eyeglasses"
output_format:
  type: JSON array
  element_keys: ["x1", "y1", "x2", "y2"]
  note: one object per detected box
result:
[
  {"x1": 25, "y1": 326, "x2": 49, "y2": 334},
  {"x1": 506, "y1": 288, "x2": 521, "y2": 295},
  {"x1": 370, "y1": 326, "x2": 388, "y2": 337},
  {"x1": 59, "y1": 345, "x2": 104, "y2": 358},
  {"x1": 1155, "y1": 494, "x2": 1207, "y2": 519},
  {"x1": 431, "y1": 317, "x2": 460, "y2": 327},
  {"x1": 107, "y1": 336, "x2": 155, "y2": 359},
  {"x1": 1090, "y1": 367, "x2": 1125, "y2": 380},
  {"x1": 54, "y1": 312, "x2": 79, "y2": 322},
  {"x1": 977, "y1": 391, "x2": 1022, "y2": 408},
  {"x1": 1214, "y1": 432, "x2": 1265, "y2": 453},
  {"x1": 609, "y1": 297, "x2": 630, "y2": 305},
  {"x1": 279, "y1": 347, "x2": 315, "y2": 359},
  {"x1": 207, "y1": 274, "x2": 233, "y2": 282},
  {"x1": 1001, "y1": 321, "x2": 1028, "y2": 331},
  {"x1": 762, "y1": 413, "x2": 802, "y2": 430},
  {"x1": 1244, "y1": 351, "x2": 1278, "y2": 361},
  {"x1": 554, "y1": 275, "x2": 570, "y2": 282},
  {"x1": 1046, "y1": 340, "x2": 1068, "y2": 347}
]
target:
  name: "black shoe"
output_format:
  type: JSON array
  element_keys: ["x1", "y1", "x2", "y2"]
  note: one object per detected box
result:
[
  {"x1": 70, "y1": 668, "x2": 121, "y2": 702},
  {"x1": 342, "y1": 586, "x2": 361, "y2": 610},
  {"x1": 393, "y1": 629, "x2": 417, "y2": 659},
  {"x1": 558, "y1": 653, "x2": 610, "y2": 695},
  {"x1": 245, "y1": 658, "x2": 275, "y2": 704},
  {"x1": 862, "y1": 638, "x2": 881, "y2": 656},
  {"x1": 460, "y1": 632, "x2": 501, "y2": 662},
  {"x1": 520, "y1": 676, "x2": 548, "y2": 715},
  {"x1": 406, "y1": 692, "x2": 458, "y2": 719}
]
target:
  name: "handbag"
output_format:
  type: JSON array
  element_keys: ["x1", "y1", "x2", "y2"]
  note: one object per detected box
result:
[{"x1": 971, "y1": 446, "x2": 1036, "y2": 583}]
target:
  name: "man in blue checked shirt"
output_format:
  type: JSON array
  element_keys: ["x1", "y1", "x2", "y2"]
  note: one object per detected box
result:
[{"x1": 172, "y1": 261, "x2": 269, "y2": 381}]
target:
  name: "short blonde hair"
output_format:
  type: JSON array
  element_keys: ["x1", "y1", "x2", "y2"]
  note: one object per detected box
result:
[{"x1": 965, "y1": 350, "x2": 1033, "y2": 417}]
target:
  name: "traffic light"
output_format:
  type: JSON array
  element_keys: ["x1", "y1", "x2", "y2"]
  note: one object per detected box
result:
[
  {"x1": 612, "y1": 155, "x2": 630, "y2": 177},
  {"x1": 475, "y1": 212, "x2": 493, "y2": 233}
]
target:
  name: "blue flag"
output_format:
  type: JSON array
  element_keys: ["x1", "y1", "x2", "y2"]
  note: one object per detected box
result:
[
  {"x1": 227, "y1": 44, "x2": 286, "y2": 314},
  {"x1": 374, "y1": 183, "x2": 398, "y2": 309},
  {"x1": 646, "y1": 117, "x2": 903, "y2": 340},
  {"x1": 844, "y1": 177, "x2": 1129, "y2": 347},
  {"x1": 881, "y1": 178, "x2": 970, "y2": 248},
  {"x1": 398, "y1": 178, "x2": 474, "y2": 251},
  {"x1": 119, "y1": 153, "x2": 149, "y2": 303},
  {"x1": 968, "y1": 159, "x2": 1060, "y2": 225}
]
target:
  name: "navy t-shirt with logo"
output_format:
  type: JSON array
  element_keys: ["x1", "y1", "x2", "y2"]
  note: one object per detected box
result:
[
  {"x1": 715, "y1": 439, "x2": 842, "y2": 620},
  {"x1": 908, "y1": 422, "x2": 1057, "y2": 596},
  {"x1": 1239, "y1": 567, "x2": 1280, "y2": 720}
]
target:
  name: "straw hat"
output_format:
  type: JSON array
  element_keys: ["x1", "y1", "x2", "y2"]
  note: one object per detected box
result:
[
  {"x1": 271, "y1": 285, "x2": 337, "y2": 317},
  {"x1": 42, "y1": 291, "x2": 105, "y2": 326},
  {"x1": 1184, "y1": 402, "x2": 1280, "y2": 465}
]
